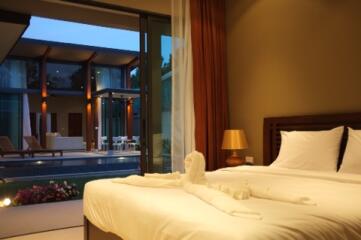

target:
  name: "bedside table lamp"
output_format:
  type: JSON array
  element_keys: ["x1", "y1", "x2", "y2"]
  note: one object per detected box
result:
[{"x1": 222, "y1": 129, "x2": 248, "y2": 166}]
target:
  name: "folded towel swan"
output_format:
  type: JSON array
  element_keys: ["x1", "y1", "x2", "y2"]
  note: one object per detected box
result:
[
  {"x1": 113, "y1": 151, "x2": 261, "y2": 219},
  {"x1": 112, "y1": 151, "x2": 315, "y2": 218}
]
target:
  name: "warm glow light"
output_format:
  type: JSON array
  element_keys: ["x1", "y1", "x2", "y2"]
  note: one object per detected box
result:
[
  {"x1": 41, "y1": 101, "x2": 47, "y2": 111},
  {"x1": 86, "y1": 103, "x2": 92, "y2": 111},
  {"x1": 222, "y1": 129, "x2": 248, "y2": 150},
  {"x1": 2, "y1": 198, "x2": 11, "y2": 207}
]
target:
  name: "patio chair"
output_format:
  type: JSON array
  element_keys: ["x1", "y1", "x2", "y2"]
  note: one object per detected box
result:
[
  {"x1": 120, "y1": 136, "x2": 129, "y2": 151},
  {"x1": 0, "y1": 136, "x2": 31, "y2": 158},
  {"x1": 23, "y1": 136, "x2": 63, "y2": 157},
  {"x1": 113, "y1": 136, "x2": 122, "y2": 151},
  {"x1": 130, "y1": 136, "x2": 140, "y2": 151},
  {"x1": 101, "y1": 136, "x2": 108, "y2": 151}
]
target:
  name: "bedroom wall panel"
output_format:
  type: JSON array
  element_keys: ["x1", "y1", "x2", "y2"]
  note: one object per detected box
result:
[{"x1": 226, "y1": 0, "x2": 361, "y2": 165}]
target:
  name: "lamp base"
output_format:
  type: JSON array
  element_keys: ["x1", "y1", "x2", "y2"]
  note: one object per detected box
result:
[{"x1": 225, "y1": 151, "x2": 245, "y2": 167}]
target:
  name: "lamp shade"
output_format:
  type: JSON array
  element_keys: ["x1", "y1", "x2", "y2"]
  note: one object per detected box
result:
[{"x1": 222, "y1": 129, "x2": 248, "y2": 150}]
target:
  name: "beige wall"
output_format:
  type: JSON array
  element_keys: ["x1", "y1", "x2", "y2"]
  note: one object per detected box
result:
[
  {"x1": 29, "y1": 95, "x2": 86, "y2": 138},
  {"x1": 226, "y1": 0, "x2": 361, "y2": 165},
  {"x1": 47, "y1": 96, "x2": 86, "y2": 137}
]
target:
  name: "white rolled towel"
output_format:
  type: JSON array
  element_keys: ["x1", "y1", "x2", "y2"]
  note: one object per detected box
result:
[
  {"x1": 113, "y1": 151, "x2": 206, "y2": 188},
  {"x1": 184, "y1": 183, "x2": 261, "y2": 219},
  {"x1": 208, "y1": 183, "x2": 251, "y2": 200},
  {"x1": 112, "y1": 151, "x2": 262, "y2": 218},
  {"x1": 144, "y1": 172, "x2": 181, "y2": 180},
  {"x1": 250, "y1": 185, "x2": 316, "y2": 206},
  {"x1": 112, "y1": 175, "x2": 182, "y2": 188}
]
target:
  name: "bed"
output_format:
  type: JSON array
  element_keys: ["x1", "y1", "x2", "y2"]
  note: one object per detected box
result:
[{"x1": 83, "y1": 113, "x2": 361, "y2": 240}]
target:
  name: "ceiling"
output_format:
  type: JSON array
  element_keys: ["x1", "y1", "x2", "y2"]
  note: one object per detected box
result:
[
  {"x1": 0, "y1": 0, "x2": 169, "y2": 65},
  {"x1": 0, "y1": 10, "x2": 30, "y2": 63},
  {"x1": 0, "y1": 0, "x2": 140, "y2": 31},
  {"x1": 11, "y1": 38, "x2": 138, "y2": 66},
  {"x1": 97, "y1": 0, "x2": 171, "y2": 15}
]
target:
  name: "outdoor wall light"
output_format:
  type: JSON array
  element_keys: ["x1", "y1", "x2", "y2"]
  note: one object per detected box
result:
[{"x1": 0, "y1": 198, "x2": 11, "y2": 207}]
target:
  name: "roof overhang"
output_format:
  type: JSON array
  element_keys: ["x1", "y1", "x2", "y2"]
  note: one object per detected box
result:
[
  {"x1": 0, "y1": 10, "x2": 30, "y2": 64},
  {"x1": 10, "y1": 38, "x2": 139, "y2": 66},
  {"x1": 93, "y1": 88, "x2": 140, "y2": 99}
]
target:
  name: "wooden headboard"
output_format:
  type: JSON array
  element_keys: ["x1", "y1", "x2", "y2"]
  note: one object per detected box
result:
[{"x1": 263, "y1": 113, "x2": 361, "y2": 166}]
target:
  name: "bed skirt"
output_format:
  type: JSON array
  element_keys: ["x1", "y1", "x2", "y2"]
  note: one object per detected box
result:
[{"x1": 84, "y1": 216, "x2": 123, "y2": 240}]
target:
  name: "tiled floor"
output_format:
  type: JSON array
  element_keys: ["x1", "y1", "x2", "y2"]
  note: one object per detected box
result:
[
  {"x1": 4, "y1": 227, "x2": 83, "y2": 240},
  {"x1": 0, "y1": 200, "x2": 83, "y2": 238}
]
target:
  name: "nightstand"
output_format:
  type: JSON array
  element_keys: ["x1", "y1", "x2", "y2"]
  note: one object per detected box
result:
[{"x1": 226, "y1": 158, "x2": 254, "y2": 167}]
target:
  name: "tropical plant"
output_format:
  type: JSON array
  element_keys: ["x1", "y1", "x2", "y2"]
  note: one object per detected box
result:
[{"x1": 12, "y1": 180, "x2": 80, "y2": 206}]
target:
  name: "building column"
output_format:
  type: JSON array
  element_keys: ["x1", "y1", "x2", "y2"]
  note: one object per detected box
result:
[
  {"x1": 85, "y1": 99, "x2": 92, "y2": 151},
  {"x1": 40, "y1": 47, "x2": 51, "y2": 148},
  {"x1": 125, "y1": 64, "x2": 134, "y2": 140},
  {"x1": 107, "y1": 92, "x2": 113, "y2": 151},
  {"x1": 85, "y1": 53, "x2": 96, "y2": 151},
  {"x1": 127, "y1": 99, "x2": 133, "y2": 140},
  {"x1": 93, "y1": 97, "x2": 99, "y2": 150},
  {"x1": 85, "y1": 63, "x2": 92, "y2": 151}
]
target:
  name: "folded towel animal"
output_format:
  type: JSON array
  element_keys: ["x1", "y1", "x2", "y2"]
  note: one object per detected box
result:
[
  {"x1": 113, "y1": 151, "x2": 206, "y2": 185},
  {"x1": 113, "y1": 175, "x2": 182, "y2": 188},
  {"x1": 209, "y1": 182, "x2": 316, "y2": 206},
  {"x1": 182, "y1": 151, "x2": 207, "y2": 184},
  {"x1": 144, "y1": 171, "x2": 181, "y2": 180},
  {"x1": 184, "y1": 183, "x2": 261, "y2": 219},
  {"x1": 112, "y1": 151, "x2": 262, "y2": 219},
  {"x1": 249, "y1": 184, "x2": 316, "y2": 206},
  {"x1": 208, "y1": 183, "x2": 251, "y2": 200}
]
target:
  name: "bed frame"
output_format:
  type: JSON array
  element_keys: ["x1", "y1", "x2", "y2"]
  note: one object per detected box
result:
[
  {"x1": 84, "y1": 217, "x2": 123, "y2": 240},
  {"x1": 85, "y1": 112, "x2": 361, "y2": 240}
]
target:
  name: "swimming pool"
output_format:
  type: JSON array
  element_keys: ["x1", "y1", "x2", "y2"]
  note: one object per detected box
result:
[{"x1": 0, "y1": 152, "x2": 140, "y2": 206}]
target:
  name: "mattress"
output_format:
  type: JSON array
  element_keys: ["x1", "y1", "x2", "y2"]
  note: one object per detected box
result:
[{"x1": 83, "y1": 166, "x2": 361, "y2": 240}]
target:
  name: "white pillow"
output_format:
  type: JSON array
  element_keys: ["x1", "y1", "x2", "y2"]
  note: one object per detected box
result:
[
  {"x1": 271, "y1": 127, "x2": 343, "y2": 172},
  {"x1": 339, "y1": 128, "x2": 361, "y2": 174}
]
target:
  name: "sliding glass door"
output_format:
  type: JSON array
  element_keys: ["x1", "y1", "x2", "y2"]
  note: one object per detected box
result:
[
  {"x1": 0, "y1": 94, "x2": 22, "y2": 149},
  {"x1": 140, "y1": 16, "x2": 172, "y2": 173}
]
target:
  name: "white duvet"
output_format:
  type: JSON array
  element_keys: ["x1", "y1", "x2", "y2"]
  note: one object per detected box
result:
[{"x1": 83, "y1": 166, "x2": 361, "y2": 240}]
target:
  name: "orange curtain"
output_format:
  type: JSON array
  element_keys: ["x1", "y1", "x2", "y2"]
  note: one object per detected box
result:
[{"x1": 190, "y1": 0, "x2": 229, "y2": 170}]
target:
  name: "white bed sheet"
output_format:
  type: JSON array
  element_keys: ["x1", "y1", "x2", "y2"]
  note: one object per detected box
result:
[{"x1": 83, "y1": 166, "x2": 361, "y2": 240}]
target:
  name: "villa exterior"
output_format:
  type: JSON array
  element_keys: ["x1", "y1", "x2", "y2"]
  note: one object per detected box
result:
[
  {"x1": 0, "y1": 37, "x2": 141, "y2": 152},
  {"x1": 0, "y1": 13, "x2": 172, "y2": 213}
]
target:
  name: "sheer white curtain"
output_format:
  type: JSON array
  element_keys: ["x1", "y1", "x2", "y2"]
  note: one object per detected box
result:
[
  {"x1": 171, "y1": 0, "x2": 195, "y2": 172},
  {"x1": 23, "y1": 94, "x2": 32, "y2": 149}
]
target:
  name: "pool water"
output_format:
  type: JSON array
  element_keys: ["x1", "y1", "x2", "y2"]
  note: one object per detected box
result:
[{"x1": 0, "y1": 154, "x2": 140, "y2": 206}]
